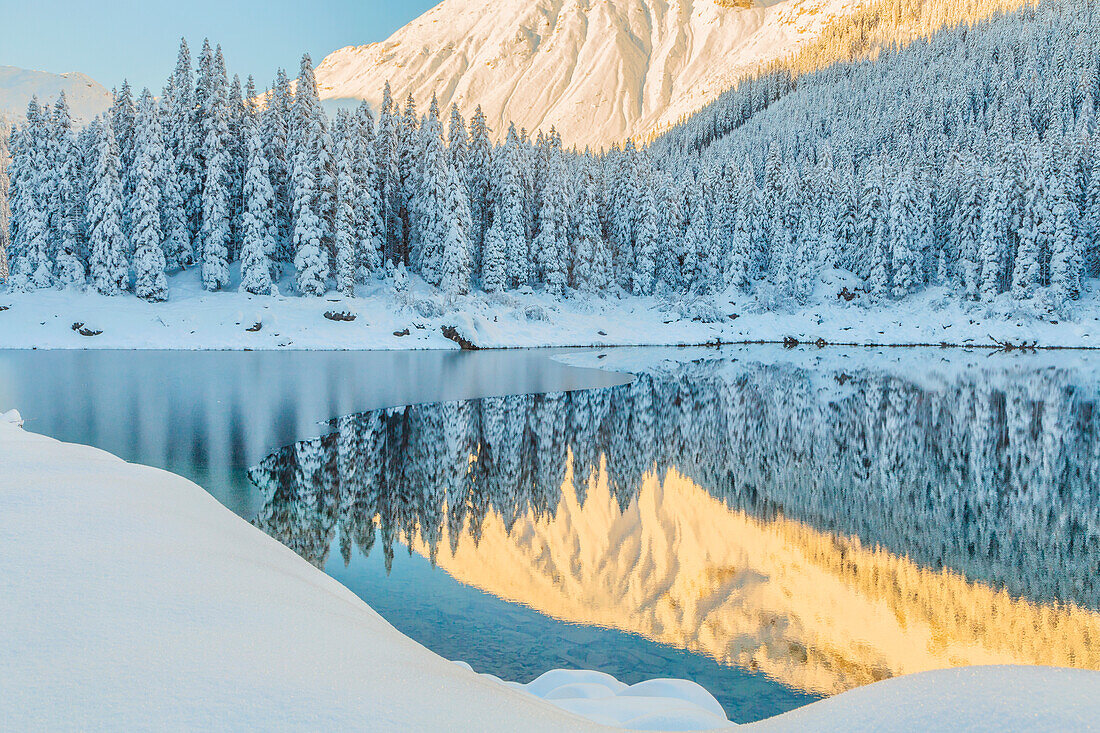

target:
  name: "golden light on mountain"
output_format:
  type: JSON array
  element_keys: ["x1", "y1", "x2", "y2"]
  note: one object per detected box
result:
[{"x1": 412, "y1": 458, "x2": 1100, "y2": 696}]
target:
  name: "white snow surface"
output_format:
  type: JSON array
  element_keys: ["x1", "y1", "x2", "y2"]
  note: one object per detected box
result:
[
  {"x1": 4, "y1": 412, "x2": 1100, "y2": 730},
  {"x1": 0, "y1": 65, "x2": 111, "y2": 126},
  {"x1": 3, "y1": 267, "x2": 1100, "y2": 350},
  {"x1": 315, "y1": 0, "x2": 862, "y2": 148}
]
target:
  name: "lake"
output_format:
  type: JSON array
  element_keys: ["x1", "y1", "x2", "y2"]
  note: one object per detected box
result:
[{"x1": 3, "y1": 346, "x2": 1099, "y2": 723}]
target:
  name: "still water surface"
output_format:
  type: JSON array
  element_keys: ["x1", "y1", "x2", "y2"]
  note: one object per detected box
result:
[{"x1": 3, "y1": 347, "x2": 1099, "y2": 723}]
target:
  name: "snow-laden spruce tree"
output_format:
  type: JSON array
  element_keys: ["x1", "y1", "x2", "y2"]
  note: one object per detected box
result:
[
  {"x1": 131, "y1": 90, "x2": 169, "y2": 301},
  {"x1": 978, "y1": 172, "x2": 1008, "y2": 302},
  {"x1": 163, "y1": 38, "x2": 197, "y2": 267},
  {"x1": 1012, "y1": 160, "x2": 1051, "y2": 299},
  {"x1": 496, "y1": 124, "x2": 528, "y2": 288},
  {"x1": 632, "y1": 179, "x2": 659, "y2": 296},
  {"x1": 466, "y1": 106, "x2": 493, "y2": 257},
  {"x1": 333, "y1": 113, "x2": 358, "y2": 296},
  {"x1": 954, "y1": 157, "x2": 984, "y2": 300},
  {"x1": 413, "y1": 101, "x2": 448, "y2": 285},
  {"x1": 890, "y1": 165, "x2": 921, "y2": 299},
  {"x1": 7, "y1": 98, "x2": 55, "y2": 291},
  {"x1": 48, "y1": 93, "x2": 86, "y2": 289},
  {"x1": 0, "y1": 121, "x2": 9, "y2": 282},
  {"x1": 1048, "y1": 173, "x2": 1081, "y2": 307},
  {"x1": 226, "y1": 73, "x2": 247, "y2": 259},
  {"x1": 264, "y1": 68, "x2": 293, "y2": 265},
  {"x1": 480, "y1": 216, "x2": 507, "y2": 293},
  {"x1": 571, "y1": 165, "x2": 605, "y2": 295},
  {"x1": 534, "y1": 148, "x2": 567, "y2": 297},
  {"x1": 109, "y1": 81, "x2": 136, "y2": 240},
  {"x1": 87, "y1": 120, "x2": 129, "y2": 295},
  {"x1": 290, "y1": 53, "x2": 334, "y2": 280},
  {"x1": 447, "y1": 104, "x2": 468, "y2": 184},
  {"x1": 397, "y1": 93, "x2": 421, "y2": 262},
  {"x1": 440, "y1": 163, "x2": 473, "y2": 300},
  {"x1": 292, "y1": 157, "x2": 328, "y2": 296},
  {"x1": 199, "y1": 46, "x2": 232, "y2": 291},
  {"x1": 375, "y1": 83, "x2": 401, "y2": 263},
  {"x1": 352, "y1": 103, "x2": 383, "y2": 281},
  {"x1": 239, "y1": 116, "x2": 275, "y2": 296},
  {"x1": 158, "y1": 98, "x2": 192, "y2": 273}
]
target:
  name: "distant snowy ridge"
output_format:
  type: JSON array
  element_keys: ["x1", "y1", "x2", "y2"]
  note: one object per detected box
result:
[
  {"x1": 315, "y1": 0, "x2": 862, "y2": 147},
  {"x1": 0, "y1": 66, "x2": 111, "y2": 126}
]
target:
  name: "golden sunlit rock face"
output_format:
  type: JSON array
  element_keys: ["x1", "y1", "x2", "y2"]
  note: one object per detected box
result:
[{"x1": 417, "y1": 459, "x2": 1100, "y2": 697}]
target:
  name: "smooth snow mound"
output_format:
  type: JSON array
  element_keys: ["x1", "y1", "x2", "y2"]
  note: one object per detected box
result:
[
  {"x1": 3, "y1": 416, "x2": 1099, "y2": 731},
  {"x1": 464, "y1": 667, "x2": 730, "y2": 730}
]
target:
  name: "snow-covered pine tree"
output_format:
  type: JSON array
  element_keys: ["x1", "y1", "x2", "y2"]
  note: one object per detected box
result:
[
  {"x1": 1013, "y1": 158, "x2": 1051, "y2": 299},
  {"x1": 447, "y1": 104, "x2": 468, "y2": 184},
  {"x1": 375, "y1": 83, "x2": 401, "y2": 264},
  {"x1": 131, "y1": 89, "x2": 169, "y2": 301},
  {"x1": 8, "y1": 98, "x2": 53, "y2": 291},
  {"x1": 87, "y1": 121, "x2": 129, "y2": 295},
  {"x1": 979, "y1": 173, "x2": 1007, "y2": 302},
  {"x1": 534, "y1": 147, "x2": 567, "y2": 297},
  {"x1": 239, "y1": 115, "x2": 275, "y2": 296},
  {"x1": 466, "y1": 106, "x2": 493, "y2": 259},
  {"x1": 226, "y1": 71, "x2": 246, "y2": 259},
  {"x1": 333, "y1": 111, "x2": 358, "y2": 296},
  {"x1": 632, "y1": 177, "x2": 658, "y2": 296},
  {"x1": 1049, "y1": 173, "x2": 1081, "y2": 306},
  {"x1": 412, "y1": 97, "x2": 445, "y2": 277},
  {"x1": 497, "y1": 124, "x2": 528, "y2": 288},
  {"x1": 164, "y1": 38, "x2": 197, "y2": 266},
  {"x1": 352, "y1": 103, "x2": 383, "y2": 281},
  {"x1": 158, "y1": 92, "x2": 192, "y2": 272},
  {"x1": 199, "y1": 50, "x2": 232, "y2": 291},
  {"x1": 954, "y1": 156, "x2": 984, "y2": 300},
  {"x1": 264, "y1": 68, "x2": 293, "y2": 266},
  {"x1": 397, "y1": 93, "x2": 421, "y2": 262},
  {"x1": 480, "y1": 215, "x2": 507, "y2": 293},
  {"x1": 292, "y1": 160, "x2": 328, "y2": 296},
  {"x1": 440, "y1": 163, "x2": 473, "y2": 300},
  {"x1": 49, "y1": 93, "x2": 85, "y2": 289},
  {"x1": 290, "y1": 54, "x2": 334, "y2": 279},
  {"x1": 890, "y1": 165, "x2": 921, "y2": 299},
  {"x1": 0, "y1": 121, "x2": 9, "y2": 282},
  {"x1": 110, "y1": 81, "x2": 136, "y2": 242}
]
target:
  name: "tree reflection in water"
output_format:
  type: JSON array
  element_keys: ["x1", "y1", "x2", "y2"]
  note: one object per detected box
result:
[{"x1": 249, "y1": 358, "x2": 1100, "y2": 697}]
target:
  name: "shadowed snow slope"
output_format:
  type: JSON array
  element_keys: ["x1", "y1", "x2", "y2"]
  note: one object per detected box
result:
[
  {"x1": 315, "y1": 0, "x2": 859, "y2": 147},
  {"x1": 2, "y1": 419, "x2": 1099, "y2": 730}
]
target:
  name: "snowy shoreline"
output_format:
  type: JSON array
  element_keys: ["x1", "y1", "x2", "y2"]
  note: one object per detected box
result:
[
  {"x1": 4, "y1": 405, "x2": 1100, "y2": 729},
  {"x1": 4, "y1": 269, "x2": 1100, "y2": 351}
]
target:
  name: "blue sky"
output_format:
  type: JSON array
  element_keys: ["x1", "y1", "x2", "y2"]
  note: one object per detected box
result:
[{"x1": 0, "y1": 0, "x2": 437, "y2": 93}]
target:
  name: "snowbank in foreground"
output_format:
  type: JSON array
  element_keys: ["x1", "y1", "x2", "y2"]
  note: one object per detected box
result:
[
  {"x1": 3, "y1": 417, "x2": 1099, "y2": 731},
  {"x1": 3, "y1": 268, "x2": 1100, "y2": 350}
]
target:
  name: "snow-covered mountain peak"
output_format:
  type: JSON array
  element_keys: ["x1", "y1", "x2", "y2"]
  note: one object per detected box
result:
[
  {"x1": 315, "y1": 0, "x2": 861, "y2": 148},
  {"x1": 0, "y1": 66, "x2": 112, "y2": 126}
]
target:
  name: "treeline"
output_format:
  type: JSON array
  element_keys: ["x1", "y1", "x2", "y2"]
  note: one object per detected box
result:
[
  {"x1": 4, "y1": 0, "x2": 1100, "y2": 313},
  {"x1": 250, "y1": 362, "x2": 1100, "y2": 611}
]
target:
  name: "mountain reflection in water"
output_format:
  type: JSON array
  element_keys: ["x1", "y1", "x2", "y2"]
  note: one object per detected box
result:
[{"x1": 248, "y1": 357, "x2": 1100, "y2": 703}]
